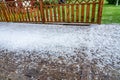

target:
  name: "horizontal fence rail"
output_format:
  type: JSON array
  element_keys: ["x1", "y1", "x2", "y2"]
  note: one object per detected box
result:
[{"x1": 0, "y1": 0, "x2": 104, "y2": 24}]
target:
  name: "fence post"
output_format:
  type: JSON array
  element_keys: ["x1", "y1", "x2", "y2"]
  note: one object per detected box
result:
[
  {"x1": 39, "y1": 0, "x2": 45, "y2": 23},
  {"x1": 97, "y1": 0, "x2": 104, "y2": 24}
]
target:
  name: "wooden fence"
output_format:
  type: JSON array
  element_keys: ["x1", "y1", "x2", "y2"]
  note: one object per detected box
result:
[{"x1": 0, "y1": 0, "x2": 104, "y2": 24}]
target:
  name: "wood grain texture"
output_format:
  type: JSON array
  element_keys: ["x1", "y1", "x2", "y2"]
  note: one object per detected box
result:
[{"x1": 0, "y1": 0, "x2": 103, "y2": 24}]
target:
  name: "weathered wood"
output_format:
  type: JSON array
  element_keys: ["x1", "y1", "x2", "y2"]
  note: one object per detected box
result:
[
  {"x1": 91, "y1": 2, "x2": 96, "y2": 23},
  {"x1": 66, "y1": 5, "x2": 70, "y2": 22},
  {"x1": 57, "y1": 5, "x2": 61, "y2": 22},
  {"x1": 0, "y1": 9, "x2": 4, "y2": 21},
  {"x1": 0, "y1": 0, "x2": 104, "y2": 24},
  {"x1": 37, "y1": 7, "x2": 41, "y2": 22},
  {"x1": 86, "y1": 3, "x2": 90, "y2": 23},
  {"x1": 1, "y1": 2, "x2": 9, "y2": 22},
  {"x1": 27, "y1": 7, "x2": 31, "y2": 22},
  {"x1": 71, "y1": 4, "x2": 74, "y2": 22},
  {"x1": 62, "y1": 4, "x2": 65, "y2": 22},
  {"x1": 76, "y1": 4, "x2": 79, "y2": 22},
  {"x1": 53, "y1": 6, "x2": 57, "y2": 22},
  {"x1": 97, "y1": 0, "x2": 104, "y2": 24},
  {"x1": 50, "y1": 7, "x2": 53, "y2": 22},
  {"x1": 45, "y1": 6, "x2": 49, "y2": 22},
  {"x1": 39, "y1": 0, "x2": 45, "y2": 23},
  {"x1": 81, "y1": 4, "x2": 85, "y2": 22}
]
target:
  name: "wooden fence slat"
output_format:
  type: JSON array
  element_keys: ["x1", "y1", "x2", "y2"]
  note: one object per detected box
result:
[
  {"x1": 15, "y1": 8, "x2": 18, "y2": 22},
  {"x1": 57, "y1": 5, "x2": 61, "y2": 22},
  {"x1": 14, "y1": 7, "x2": 17, "y2": 22},
  {"x1": 1, "y1": 3, "x2": 8, "y2": 22},
  {"x1": 18, "y1": 7, "x2": 22, "y2": 22},
  {"x1": 50, "y1": 7, "x2": 53, "y2": 22},
  {"x1": 5, "y1": 5, "x2": 10, "y2": 21},
  {"x1": 44, "y1": 7, "x2": 46, "y2": 22},
  {"x1": 71, "y1": 4, "x2": 74, "y2": 22},
  {"x1": 39, "y1": 0, "x2": 45, "y2": 23},
  {"x1": 53, "y1": 6, "x2": 57, "y2": 22},
  {"x1": 64, "y1": 6, "x2": 67, "y2": 22},
  {"x1": 1, "y1": 3, "x2": 5, "y2": 21},
  {"x1": 0, "y1": 10, "x2": 3, "y2": 21},
  {"x1": 24, "y1": 10, "x2": 27, "y2": 22},
  {"x1": 36, "y1": 10, "x2": 39, "y2": 22},
  {"x1": 11, "y1": 7, "x2": 16, "y2": 22},
  {"x1": 36, "y1": 8, "x2": 39, "y2": 22},
  {"x1": 12, "y1": 7, "x2": 15, "y2": 22},
  {"x1": 20, "y1": 9, "x2": 24, "y2": 22},
  {"x1": 1, "y1": 10, "x2": 4, "y2": 21},
  {"x1": 45, "y1": 6, "x2": 49, "y2": 22},
  {"x1": 66, "y1": 5, "x2": 70, "y2": 22},
  {"x1": 34, "y1": 9, "x2": 38, "y2": 22},
  {"x1": 76, "y1": 4, "x2": 79, "y2": 22},
  {"x1": 37, "y1": 7, "x2": 40, "y2": 22},
  {"x1": 21, "y1": 9, "x2": 25, "y2": 22},
  {"x1": 10, "y1": 9, "x2": 13, "y2": 22},
  {"x1": 62, "y1": 5, "x2": 65, "y2": 22},
  {"x1": 26, "y1": 8, "x2": 29, "y2": 22},
  {"x1": 30, "y1": 7, "x2": 34, "y2": 22},
  {"x1": 91, "y1": 2, "x2": 96, "y2": 23},
  {"x1": 97, "y1": 0, "x2": 104, "y2": 24},
  {"x1": 27, "y1": 8, "x2": 31, "y2": 22},
  {"x1": 48, "y1": 8, "x2": 50, "y2": 22},
  {"x1": 0, "y1": 10, "x2": 1, "y2": 21},
  {"x1": 32, "y1": 10, "x2": 35, "y2": 22},
  {"x1": 81, "y1": 4, "x2": 85, "y2": 23},
  {"x1": 86, "y1": 3, "x2": 90, "y2": 23},
  {"x1": 18, "y1": 8, "x2": 21, "y2": 22}
]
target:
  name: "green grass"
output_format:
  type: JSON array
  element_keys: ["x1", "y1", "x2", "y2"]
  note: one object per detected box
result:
[{"x1": 102, "y1": 4, "x2": 120, "y2": 24}]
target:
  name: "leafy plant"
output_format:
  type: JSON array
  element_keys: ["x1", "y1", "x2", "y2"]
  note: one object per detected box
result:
[{"x1": 107, "y1": 0, "x2": 120, "y2": 5}]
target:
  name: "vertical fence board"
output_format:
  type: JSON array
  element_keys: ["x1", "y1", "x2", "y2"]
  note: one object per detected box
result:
[
  {"x1": 71, "y1": 4, "x2": 74, "y2": 22},
  {"x1": 37, "y1": 7, "x2": 40, "y2": 22},
  {"x1": 21, "y1": 9, "x2": 24, "y2": 22},
  {"x1": 86, "y1": 3, "x2": 90, "y2": 23},
  {"x1": 39, "y1": 0, "x2": 45, "y2": 23},
  {"x1": 13, "y1": 7, "x2": 17, "y2": 22},
  {"x1": 57, "y1": 5, "x2": 61, "y2": 22},
  {"x1": 45, "y1": 6, "x2": 49, "y2": 22},
  {"x1": 1, "y1": 3, "x2": 8, "y2": 22},
  {"x1": 27, "y1": 7, "x2": 29, "y2": 22},
  {"x1": 81, "y1": 4, "x2": 85, "y2": 23},
  {"x1": 6, "y1": 5, "x2": 10, "y2": 21},
  {"x1": 13, "y1": 7, "x2": 16, "y2": 22},
  {"x1": 62, "y1": 5, "x2": 65, "y2": 22},
  {"x1": 91, "y1": 2, "x2": 96, "y2": 23},
  {"x1": 50, "y1": 7, "x2": 53, "y2": 22},
  {"x1": 0, "y1": 9, "x2": 3, "y2": 21},
  {"x1": 66, "y1": 5, "x2": 70, "y2": 22},
  {"x1": 24, "y1": 11, "x2": 27, "y2": 22},
  {"x1": 17, "y1": 8, "x2": 20, "y2": 22},
  {"x1": 15, "y1": 8, "x2": 18, "y2": 22},
  {"x1": 53, "y1": 6, "x2": 57, "y2": 22},
  {"x1": 97, "y1": 0, "x2": 104, "y2": 24},
  {"x1": 76, "y1": 4, "x2": 79, "y2": 22}
]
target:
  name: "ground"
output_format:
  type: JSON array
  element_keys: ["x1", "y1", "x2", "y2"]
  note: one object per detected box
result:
[{"x1": 0, "y1": 22, "x2": 120, "y2": 80}]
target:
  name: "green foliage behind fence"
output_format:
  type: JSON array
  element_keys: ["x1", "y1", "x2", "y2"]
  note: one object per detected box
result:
[{"x1": 107, "y1": 0, "x2": 120, "y2": 4}]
